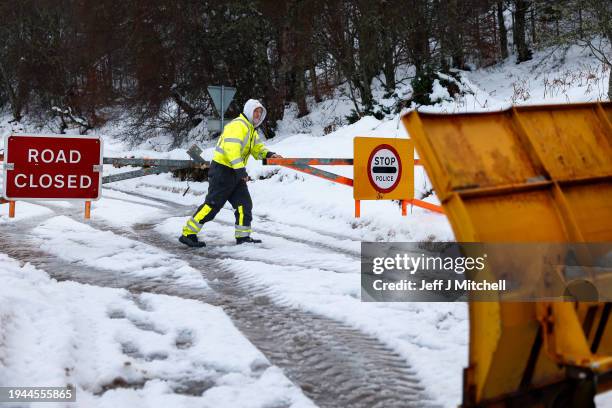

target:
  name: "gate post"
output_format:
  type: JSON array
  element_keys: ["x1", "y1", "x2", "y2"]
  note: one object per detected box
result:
[{"x1": 85, "y1": 201, "x2": 91, "y2": 219}]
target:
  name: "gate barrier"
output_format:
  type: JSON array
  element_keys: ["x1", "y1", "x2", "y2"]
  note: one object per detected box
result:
[
  {"x1": 2, "y1": 141, "x2": 443, "y2": 219},
  {"x1": 263, "y1": 156, "x2": 443, "y2": 217}
]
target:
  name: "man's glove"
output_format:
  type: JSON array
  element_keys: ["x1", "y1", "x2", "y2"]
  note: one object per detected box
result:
[{"x1": 266, "y1": 151, "x2": 283, "y2": 159}]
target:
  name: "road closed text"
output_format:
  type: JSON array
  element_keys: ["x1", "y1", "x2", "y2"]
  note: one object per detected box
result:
[
  {"x1": 14, "y1": 173, "x2": 92, "y2": 189},
  {"x1": 13, "y1": 148, "x2": 92, "y2": 190}
]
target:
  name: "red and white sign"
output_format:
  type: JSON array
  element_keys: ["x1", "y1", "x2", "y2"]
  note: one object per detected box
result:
[
  {"x1": 367, "y1": 144, "x2": 402, "y2": 193},
  {"x1": 2, "y1": 134, "x2": 103, "y2": 200}
]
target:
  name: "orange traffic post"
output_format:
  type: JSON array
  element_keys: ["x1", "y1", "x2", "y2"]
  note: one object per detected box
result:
[
  {"x1": 355, "y1": 200, "x2": 360, "y2": 218},
  {"x1": 85, "y1": 201, "x2": 91, "y2": 219},
  {"x1": 9, "y1": 201, "x2": 15, "y2": 218},
  {"x1": 401, "y1": 200, "x2": 408, "y2": 216}
]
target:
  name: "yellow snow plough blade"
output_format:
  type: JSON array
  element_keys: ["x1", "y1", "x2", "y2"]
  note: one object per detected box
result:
[{"x1": 402, "y1": 102, "x2": 612, "y2": 407}]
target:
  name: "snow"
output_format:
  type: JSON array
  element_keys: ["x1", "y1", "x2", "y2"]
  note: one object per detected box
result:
[
  {"x1": 89, "y1": 192, "x2": 165, "y2": 228},
  {"x1": 227, "y1": 260, "x2": 466, "y2": 407},
  {"x1": 0, "y1": 200, "x2": 54, "y2": 222},
  {"x1": 153, "y1": 215, "x2": 466, "y2": 405},
  {"x1": 430, "y1": 79, "x2": 453, "y2": 103},
  {"x1": 0, "y1": 254, "x2": 314, "y2": 408},
  {"x1": 0, "y1": 42, "x2": 610, "y2": 408},
  {"x1": 31, "y1": 215, "x2": 208, "y2": 290},
  {"x1": 467, "y1": 46, "x2": 610, "y2": 106},
  {"x1": 418, "y1": 46, "x2": 610, "y2": 114}
]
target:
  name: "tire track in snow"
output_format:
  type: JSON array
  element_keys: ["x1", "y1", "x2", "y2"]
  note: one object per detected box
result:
[
  {"x1": 108, "y1": 183, "x2": 359, "y2": 243},
  {"x1": 0, "y1": 212, "x2": 218, "y2": 303},
  {"x1": 130, "y1": 223, "x2": 440, "y2": 408},
  {"x1": 103, "y1": 185, "x2": 361, "y2": 259},
  {"x1": 8, "y1": 199, "x2": 352, "y2": 277},
  {"x1": 2, "y1": 198, "x2": 439, "y2": 407},
  {"x1": 97, "y1": 189, "x2": 440, "y2": 406}
]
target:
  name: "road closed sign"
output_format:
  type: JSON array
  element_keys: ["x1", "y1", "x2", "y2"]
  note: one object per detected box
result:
[
  {"x1": 354, "y1": 137, "x2": 413, "y2": 200},
  {"x1": 2, "y1": 134, "x2": 103, "y2": 200}
]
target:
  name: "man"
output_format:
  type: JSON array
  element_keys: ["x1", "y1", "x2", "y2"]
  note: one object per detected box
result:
[{"x1": 179, "y1": 98, "x2": 282, "y2": 248}]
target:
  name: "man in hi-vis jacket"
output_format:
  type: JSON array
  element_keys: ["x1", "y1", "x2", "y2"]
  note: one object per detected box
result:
[{"x1": 179, "y1": 99, "x2": 282, "y2": 248}]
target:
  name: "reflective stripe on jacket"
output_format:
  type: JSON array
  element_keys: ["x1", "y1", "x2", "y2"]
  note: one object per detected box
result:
[{"x1": 212, "y1": 114, "x2": 269, "y2": 170}]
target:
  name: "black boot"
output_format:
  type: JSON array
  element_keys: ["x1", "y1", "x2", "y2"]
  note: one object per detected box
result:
[
  {"x1": 179, "y1": 234, "x2": 206, "y2": 248},
  {"x1": 236, "y1": 236, "x2": 262, "y2": 245}
]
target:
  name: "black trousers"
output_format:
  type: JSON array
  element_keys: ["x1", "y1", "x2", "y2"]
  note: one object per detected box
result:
[{"x1": 183, "y1": 161, "x2": 253, "y2": 237}]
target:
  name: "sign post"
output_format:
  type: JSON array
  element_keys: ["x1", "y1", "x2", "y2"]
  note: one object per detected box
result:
[
  {"x1": 353, "y1": 137, "x2": 413, "y2": 217},
  {"x1": 2, "y1": 134, "x2": 103, "y2": 217},
  {"x1": 207, "y1": 85, "x2": 237, "y2": 132}
]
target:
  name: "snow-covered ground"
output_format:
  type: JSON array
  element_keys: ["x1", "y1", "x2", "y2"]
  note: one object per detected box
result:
[
  {"x1": 1, "y1": 44, "x2": 611, "y2": 407},
  {"x1": 0, "y1": 253, "x2": 314, "y2": 408}
]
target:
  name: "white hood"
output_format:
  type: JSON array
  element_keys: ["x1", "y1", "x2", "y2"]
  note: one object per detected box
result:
[{"x1": 243, "y1": 99, "x2": 267, "y2": 128}]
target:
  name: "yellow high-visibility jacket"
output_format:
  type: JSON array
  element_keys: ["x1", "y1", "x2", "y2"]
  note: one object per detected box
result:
[{"x1": 212, "y1": 114, "x2": 271, "y2": 176}]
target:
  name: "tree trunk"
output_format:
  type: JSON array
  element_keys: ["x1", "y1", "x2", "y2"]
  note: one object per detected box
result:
[
  {"x1": 378, "y1": 0, "x2": 396, "y2": 92},
  {"x1": 608, "y1": 65, "x2": 612, "y2": 101},
  {"x1": 511, "y1": 10, "x2": 516, "y2": 53},
  {"x1": 514, "y1": 0, "x2": 532, "y2": 63},
  {"x1": 296, "y1": 67, "x2": 309, "y2": 117},
  {"x1": 407, "y1": 0, "x2": 431, "y2": 75},
  {"x1": 309, "y1": 64, "x2": 321, "y2": 103},
  {"x1": 530, "y1": 4, "x2": 536, "y2": 45},
  {"x1": 347, "y1": 79, "x2": 362, "y2": 116},
  {"x1": 381, "y1": 31, "x2": 396, "y2": 92},
  {"x1": 356, "y1": 4, "x2": 377, "y2": 111},
  {"x1": 578, "y1": 6, "x2": 583, "y2": 37},
  {"x1": 0, "y1": 62, "x2": 22, "y2": 121},
  {"x1": 277, "y1": 4, "x2": 292, "y2": 109},
  {"x1": 497, "y1": 1, "x2": 508, "y2": 59},
  {"x1": 448, "y1": 0, "x2": 465, "y2": 69},
  {"x1": 356, "y1": 72, "x2": 373, "y2": 111}
]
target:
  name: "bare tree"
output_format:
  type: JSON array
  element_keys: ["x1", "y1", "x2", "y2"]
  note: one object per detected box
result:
[
  {"x1": 513, "y1": 0, "x2": 533, "y2": 62},
  {"x1": 581, "y1": 0, "x2": 612, "y2": 99},
  {"x1": 497, "y1": 0, "x2": 509, "y2": 59}
]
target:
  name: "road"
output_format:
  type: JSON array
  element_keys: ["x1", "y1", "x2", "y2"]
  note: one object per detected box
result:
[{"x1": 0, "y1": 186, "x2": 439, "y2": 408}]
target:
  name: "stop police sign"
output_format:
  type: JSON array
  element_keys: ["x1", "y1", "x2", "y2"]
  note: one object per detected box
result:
[
  {"x1": 2, "y1": 134, "x2": 103, "y2": 200},
  {"x1": 368, "y1": 144, "x2": 402, "y2": 193},
  {"x1": 354, "y1": 137, "x2": 413, "y2": 200}
]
